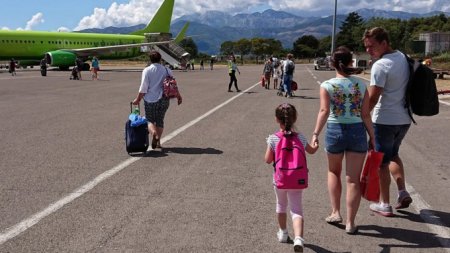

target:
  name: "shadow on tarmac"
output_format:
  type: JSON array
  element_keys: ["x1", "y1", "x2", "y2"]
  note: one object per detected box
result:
[
  {"x1": 292, "y1": 95, "x2": 319, "y2": 100},
  {"x1": 161, "y1": 147, "x2": 223, "y2": 155},
  {"x1": 305, "y1": 244, "x2": 351, "y2": 253},
  {"x1": 357, "y1": 224, "x2": 450, "y2": 251},
  {"x1": 397, "y1": 209, "x2": 450, "y2": 228},
  {"x1": 133, "y1": 147, "x2": 223, "y2": 158}
]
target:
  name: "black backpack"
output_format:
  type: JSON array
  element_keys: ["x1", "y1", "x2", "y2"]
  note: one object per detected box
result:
[{"x1": 403, "y1": 53, "x2": 439, "y2": 124}]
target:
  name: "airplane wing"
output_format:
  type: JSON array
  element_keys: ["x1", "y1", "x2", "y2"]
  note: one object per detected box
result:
[{"x1": 63, "y1": 40, "x2": 173, "y2": 58}]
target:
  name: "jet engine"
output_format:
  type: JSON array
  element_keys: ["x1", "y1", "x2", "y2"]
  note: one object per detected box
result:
[{"x1": 45, "y1": 50, "x2": 77, "y2": 69}]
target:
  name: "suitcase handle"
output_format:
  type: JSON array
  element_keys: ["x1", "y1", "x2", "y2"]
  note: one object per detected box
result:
[{"x1": 130, "y1": 102, "x2": 141, "y2": 114}]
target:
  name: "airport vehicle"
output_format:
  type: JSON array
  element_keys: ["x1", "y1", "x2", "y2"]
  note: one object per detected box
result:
[
  {"x1": 0, "y1": 0, "x2": 189, "y2": 70},
  {"x1": 313, "y1": 56, "x2": 334, "y2": 70}
]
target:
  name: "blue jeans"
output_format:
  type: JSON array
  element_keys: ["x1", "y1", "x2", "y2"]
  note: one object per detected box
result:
[
  {"x1": 374, "y1": 124, "x2": 410, "y2": 164},
  {"x1": 283, "y1": 74, "x2": 293, "y2": 95},
  {"x1": 325, "y1": 123, "x2": 368, "y2": 154}
]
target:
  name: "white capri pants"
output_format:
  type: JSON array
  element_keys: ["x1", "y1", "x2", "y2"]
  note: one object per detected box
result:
[{"x1": 274, "y1": 186, "x2": 304, "y2": 220}]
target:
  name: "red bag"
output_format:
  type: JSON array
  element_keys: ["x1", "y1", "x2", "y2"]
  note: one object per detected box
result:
[
  {"x1": 163, "y1": 68, "x2": 180, "y2": 98},
  {"x1": 360, "y1": 150, "x2": 384, "y2": 202},
  {"x1": 261, "y1": 75, "x2": 265, "y2": 87},
  {"x1": 291, "y1": 81, "x2": 298, "y2": 91}
]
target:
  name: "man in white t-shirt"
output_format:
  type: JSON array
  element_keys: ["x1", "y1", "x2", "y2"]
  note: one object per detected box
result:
[{"x1": 363, "y1": 27, "x2": 412, "y2": 217}]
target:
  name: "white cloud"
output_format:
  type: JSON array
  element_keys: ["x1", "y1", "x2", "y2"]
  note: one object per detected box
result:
[
  {"x1": 1, "y1": 27, "x2": 10, "y2": 30},
  {"x1": 75, "y1": 0, "x2": 160, "y2": 30},
  {"x1": 74, "y1": 0, "x2": 450, "y2": 30},
  {"x1": 25, "y1": 12, "x2": 44, "y2": 30},
  {"x1": 57, "y1": 27, "x2": 71, "y2": 32}
]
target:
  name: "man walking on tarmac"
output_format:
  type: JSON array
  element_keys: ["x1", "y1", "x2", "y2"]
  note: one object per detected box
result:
[
  {"x1": 282, "y1": 54, "x2": 295, "y2": 98},
  {"x1": 363, "y1": 27, "x2": 413, "y2": 217}
]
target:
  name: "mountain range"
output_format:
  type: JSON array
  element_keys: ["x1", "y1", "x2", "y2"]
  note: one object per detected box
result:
[{"x1": 79, "y1": 8, "x2": 450, "y2": 55}]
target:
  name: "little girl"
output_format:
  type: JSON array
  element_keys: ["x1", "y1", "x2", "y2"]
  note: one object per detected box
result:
[
  {"x1": 265, "y1": 103, "x2": 318, "y2": 252},
  {"x1": 273, "y1": 69, "x2": 280, "y2": 90}
]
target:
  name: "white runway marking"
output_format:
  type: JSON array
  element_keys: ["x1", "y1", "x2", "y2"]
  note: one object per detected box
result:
[
  {"x1": 0, "y1": 82, "x2": 260, "y2": 245},
  {"x1": 406, "y1": 184, "x2": 450, "y2": 251}
]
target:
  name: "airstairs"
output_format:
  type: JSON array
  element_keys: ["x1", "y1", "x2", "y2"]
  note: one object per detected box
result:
[{"x1": 142, "y1": 33, "x2": 190, "y2": 69}]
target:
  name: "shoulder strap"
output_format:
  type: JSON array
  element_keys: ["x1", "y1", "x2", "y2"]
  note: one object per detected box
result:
[
  {"x1": 164, "y1": 67, "x2": 170, "y2": 77},
  {"x1": 401, "y1": 52, "x2": 417, "y2": 125}
]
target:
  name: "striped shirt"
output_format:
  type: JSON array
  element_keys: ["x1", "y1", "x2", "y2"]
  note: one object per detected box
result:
[{"x1": 266, "y1": 132, "x2": 308, "y2": 151}]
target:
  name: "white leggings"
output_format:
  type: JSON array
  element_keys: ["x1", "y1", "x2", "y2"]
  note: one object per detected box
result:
[{"x1": 274, "y1": 186, "x2": 303, "y2": 220}]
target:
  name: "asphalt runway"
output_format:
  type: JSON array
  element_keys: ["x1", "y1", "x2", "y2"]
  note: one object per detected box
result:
[{"x1": 0, "y1": 64, "x2": 449, "y2": 252}]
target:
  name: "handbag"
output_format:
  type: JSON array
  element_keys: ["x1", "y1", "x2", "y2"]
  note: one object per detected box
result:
[
  {"x1": 261, "y1": 75, "x2": 265, "y2": 87},
  {"x1": 163, "y1": 67, "x2": 180, "y2": 98},
  {"x1": 360, "y1": 150, "x2": 384, "y2": 202}
]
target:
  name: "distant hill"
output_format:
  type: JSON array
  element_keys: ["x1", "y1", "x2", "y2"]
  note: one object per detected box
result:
[{"x1": 78, "y1": 8, "x2": 450, "y2": 54}]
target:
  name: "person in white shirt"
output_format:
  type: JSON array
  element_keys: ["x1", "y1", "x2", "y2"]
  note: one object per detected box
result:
[{"x1": 132, "y1": 51, "x2": 182, "y2": 149}]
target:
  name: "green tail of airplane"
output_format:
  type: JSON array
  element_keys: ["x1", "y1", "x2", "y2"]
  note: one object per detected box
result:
[{"x1": 131, "y1": 0, "x2": 174, "y2": 35}]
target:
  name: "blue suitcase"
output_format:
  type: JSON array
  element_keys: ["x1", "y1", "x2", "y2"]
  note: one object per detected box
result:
[{"x1": 125, "y1": 103, "x2": 149, "y2": 154}]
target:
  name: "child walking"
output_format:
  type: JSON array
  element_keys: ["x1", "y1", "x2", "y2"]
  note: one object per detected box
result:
[
  {"x1": 265, "y1": 103, "x2": 318, "y2": 252},
  {"x1": 273, "y1": 69, "x2": 280, "y2": 90}
]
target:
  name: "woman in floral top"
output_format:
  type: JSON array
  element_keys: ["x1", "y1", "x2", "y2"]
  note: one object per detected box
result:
[{"x1": 312, "y1": 46, "x2": 375, "y2": 234}]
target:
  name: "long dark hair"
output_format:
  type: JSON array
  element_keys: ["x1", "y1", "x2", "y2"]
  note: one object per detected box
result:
[
  {"x1": 330, "y1": 46, "x2": 362, "y2": 76},
  {"x1": 275, "y1": 103, "x2": 297, "y2": 134}
]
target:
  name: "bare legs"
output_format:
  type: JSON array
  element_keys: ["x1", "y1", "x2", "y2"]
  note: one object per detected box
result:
[
  {"x1": 379, "y1": 155, "x2": 405, "y2": 204},
  {"x1": 148, "y1": 123, "x2": 164, "y2": 146},
  {"x1": 327, "y1": 152, "x2": 365, "y2": 228}
]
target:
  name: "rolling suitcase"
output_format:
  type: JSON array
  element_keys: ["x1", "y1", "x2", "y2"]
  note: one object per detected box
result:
[{"x1": 125, "y1": 102, "x2": 149, "y2": 154}]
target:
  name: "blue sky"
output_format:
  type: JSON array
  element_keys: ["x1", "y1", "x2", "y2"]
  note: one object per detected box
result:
[{"x1": 1, "y1": 0, "x2": 449, "y2": 31}]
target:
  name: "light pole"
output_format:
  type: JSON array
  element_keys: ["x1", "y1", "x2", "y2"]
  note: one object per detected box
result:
[{"x1": 331, "y1": 0, "x2": 337, "y2": 55}]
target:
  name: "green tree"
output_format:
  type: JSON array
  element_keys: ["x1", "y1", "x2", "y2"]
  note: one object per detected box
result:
[
  {"x1": 234, "y1": 38, "x2": 252, "y2": 64},
  {"x1": 251, "y1": 38, "x2": 271, "y2": 63},
  {"x1": 336, "y1": 12, "x2": 365, "y2": 51},
  {"x1": 220, "y1": 41, "x2": 235, "y2": 56},
  {"x1": 318, "y1": 36, "x2": 332, "y2": 56},
  {"x1": 293, "y1": 35, "x2": 319, "y2": 58}
]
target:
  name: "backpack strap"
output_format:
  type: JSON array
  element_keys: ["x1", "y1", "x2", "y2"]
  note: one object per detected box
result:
[
  {"x1": 402, "y1": 52, "x2": 417, "y2": 125},
  {"x1": 164, "y1": 66, "x2": 171, "y2": 77}
]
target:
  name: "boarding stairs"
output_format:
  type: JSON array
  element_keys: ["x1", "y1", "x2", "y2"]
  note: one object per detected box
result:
[{"x1": 142, "y1": 33, "x2": 190, "y2": 69}]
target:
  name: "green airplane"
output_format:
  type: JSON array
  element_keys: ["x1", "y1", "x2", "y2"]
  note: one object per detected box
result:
[{"x1": 0, "y1": 0, "x2": 189, "y2": 69}]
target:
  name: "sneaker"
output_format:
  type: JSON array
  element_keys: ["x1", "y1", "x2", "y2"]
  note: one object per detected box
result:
[
  {"x1": 277, "y1": 229, "x2": 289, "y2": 243},
  {"x1": 293, "y1": 237, "x2": 304, "y2": 252},
  {"x1": 395, "y1": 191, "x2": 413, "y2": 209},
  {"x1": 370, "y1": 203, "x2": 394, "y2": 217}
]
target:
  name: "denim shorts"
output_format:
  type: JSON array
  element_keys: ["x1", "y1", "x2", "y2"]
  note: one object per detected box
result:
[
  {"x1": 325, "y1": 123, "x2": 368, "y2": 154},
  {"x1": 374, "y1": 123, "x2": 410, "y2": 165}
]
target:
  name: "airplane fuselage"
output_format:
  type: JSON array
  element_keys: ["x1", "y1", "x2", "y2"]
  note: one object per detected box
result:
[{"x1": 0, "y1": 30, "x2": 145, "y2": 61}]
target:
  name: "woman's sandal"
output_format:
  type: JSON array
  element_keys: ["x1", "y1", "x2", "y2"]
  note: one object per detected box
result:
[
  {"x1": 345, "y1": 225, "x2": 358, "y2": 234},
  {"x1": 156, "y1": 140, "x2": 162, "y2": 149},
  {"x1": 151, "y1": 136, "x2": 158, "y2": 149},
  {"x1": 325, "y1": 214, "x2": 343, "y2": 224}
]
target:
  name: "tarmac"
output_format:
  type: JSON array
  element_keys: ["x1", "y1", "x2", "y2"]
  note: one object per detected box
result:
[{"x1": 0, "y1": 64, "x2": 449, "y2": 252}]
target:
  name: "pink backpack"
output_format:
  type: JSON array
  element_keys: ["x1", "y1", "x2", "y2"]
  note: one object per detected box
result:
[
  {"x1": 274, "y1": 131, "x2": 308, "y2": 189},
  {"x1": 163, "y1": 67, "x2": 180, "y2": 98}
]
